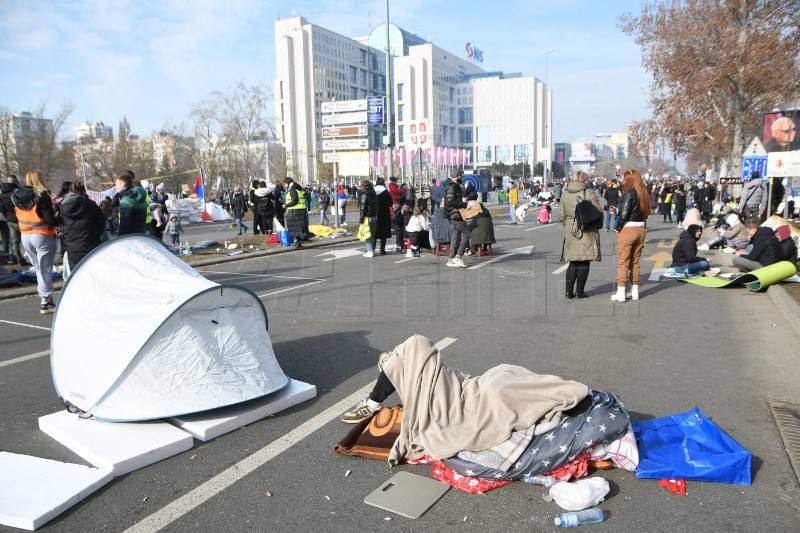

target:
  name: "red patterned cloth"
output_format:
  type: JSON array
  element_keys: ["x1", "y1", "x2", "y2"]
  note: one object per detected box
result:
[
  {"x1": 542, "y1": 450, "x2": 591, "y2": 482},
  {"x1": 432, "y1": 459, "x2": 512, "y2": 494}
]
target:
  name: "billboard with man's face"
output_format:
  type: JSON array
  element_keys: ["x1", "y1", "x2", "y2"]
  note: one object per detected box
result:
[{"x1": 761, "y1": 111, "x2": 800, "y2": 152}]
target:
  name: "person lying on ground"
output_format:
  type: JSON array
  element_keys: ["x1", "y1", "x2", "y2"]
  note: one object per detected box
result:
[
  {"x1": 732, "y1": 221, "x2": 783, "y2": 272},
  {"x1": 665, "y1": 224, "x2": 717, "y2": 278},
  {"x1": 701, "y1": 213, "x2": 746, "y2": 250},
  {"x1": 340, "y1": 335, "x2": 589, "y2": 466}
]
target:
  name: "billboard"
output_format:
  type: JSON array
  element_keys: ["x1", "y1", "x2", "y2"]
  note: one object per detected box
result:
[{"x1": 761, "y1": 110, "x2": 800, "y2": 153}]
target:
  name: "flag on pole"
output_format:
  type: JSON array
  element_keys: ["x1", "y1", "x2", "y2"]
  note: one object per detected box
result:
[
  {"x1": 192, "y1": 171, "x2": 204, "y2": 199},
  {"x1": 464, "y1": 150, "x2": 472, "y2": 167}
]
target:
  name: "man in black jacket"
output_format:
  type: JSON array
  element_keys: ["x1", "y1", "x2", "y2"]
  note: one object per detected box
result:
[
  {"x1": 443, "y1": 169, "x2": 469, "y2": 268},
  {"x1": 0, "y1": 175, "x2": 25, "y2": 264},
  {"x1": 732, "y1": 222, "x2": 783, "y2": 272}
]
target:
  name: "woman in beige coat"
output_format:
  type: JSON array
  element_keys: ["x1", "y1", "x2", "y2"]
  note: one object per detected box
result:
[{"x1": 559, "y1": 171, "x2": 602, "y2": 299}]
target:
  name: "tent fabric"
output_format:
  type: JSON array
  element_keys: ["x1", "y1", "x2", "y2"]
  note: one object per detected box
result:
[
  {"x1": 205, "y1": 202, "x2": 232, "y2": 221},
  {"x1": 50, "y1": 234, "x2": 288, "y2": 421}
]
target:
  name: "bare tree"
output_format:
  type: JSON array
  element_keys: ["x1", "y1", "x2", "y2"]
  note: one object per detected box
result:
[
  {"x1": 619, "y1": 0, "x2": 800, "y2": 178},
  {"x1": 0, "y1": 102, "x2": 75, "y2": 186}
]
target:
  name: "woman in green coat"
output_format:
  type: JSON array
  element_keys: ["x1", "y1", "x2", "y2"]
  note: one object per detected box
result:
[{"x1": 558, "y1": 171, "x2": 602, "y2": 299}]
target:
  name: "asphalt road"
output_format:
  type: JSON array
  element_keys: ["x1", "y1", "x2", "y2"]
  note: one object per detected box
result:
[{"x1": 2, "y1": 208, "x2": 799, "y2": 532}]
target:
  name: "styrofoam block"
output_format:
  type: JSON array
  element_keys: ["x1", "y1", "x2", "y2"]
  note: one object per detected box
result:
[
  {"x1": 0, "y1": 452, "x2": 112, "y2": 530},
  {"x1": 168, "y1": 379, "x2": 317, "y2": 441},
  {"x1": 39, "y1": 411, "x2": 194, "y2": 476}
]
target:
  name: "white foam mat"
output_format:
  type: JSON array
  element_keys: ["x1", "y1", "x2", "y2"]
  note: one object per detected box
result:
[
  {"x1": 0, "y1": 452, "x2": 112, "y2": 530},
  {"x1": 39, "y1": 411, "x2": 194, "y2": 476},
  {"x1": 168, "y1": 379, "x2": 317, "y2": 441}
]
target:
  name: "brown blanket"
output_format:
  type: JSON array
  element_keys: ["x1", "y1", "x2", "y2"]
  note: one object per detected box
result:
[{"x1": 383, "y1": 335, "x2": 589, "y2": 465}]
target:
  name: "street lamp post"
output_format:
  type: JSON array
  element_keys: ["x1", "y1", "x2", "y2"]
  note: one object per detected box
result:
[{"x1": 540, "y1": 49, "x2": 555, "y2": 187}]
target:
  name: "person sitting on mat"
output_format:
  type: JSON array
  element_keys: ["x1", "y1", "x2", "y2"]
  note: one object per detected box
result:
[
  {"x1": 664, "y1": 224, "x2": 718, "y2": 278},
  {"x1": 732, "y1": 221, "x2": 783, "y2": 273}
]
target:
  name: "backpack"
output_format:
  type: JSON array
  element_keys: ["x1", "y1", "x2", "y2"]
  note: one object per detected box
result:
[{"x1": 574, "y1": 190, "x2": 603, "y2": 235}]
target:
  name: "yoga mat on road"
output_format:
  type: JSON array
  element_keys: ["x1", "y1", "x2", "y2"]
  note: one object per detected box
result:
[{"x1": 681, "y1": 261, "x2": 798, "y2": 291}]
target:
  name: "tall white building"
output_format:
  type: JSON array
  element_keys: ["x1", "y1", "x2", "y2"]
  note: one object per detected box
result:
[
  {"x1": 74, "y1": 121, "x2": 113, "y2": 142},
  {"x1": 274, "y1": 14, "x2": 552, "y2": 183}
]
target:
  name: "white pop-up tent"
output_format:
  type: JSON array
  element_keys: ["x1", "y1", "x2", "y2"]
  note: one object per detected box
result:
[{"x1": 51, "y1": 234, "x2": 288, "y2": 421}]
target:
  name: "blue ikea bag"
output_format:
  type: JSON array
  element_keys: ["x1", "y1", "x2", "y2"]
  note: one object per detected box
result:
[{"x1": 632, "y1": 407, "x2": 751, "y2": 485}]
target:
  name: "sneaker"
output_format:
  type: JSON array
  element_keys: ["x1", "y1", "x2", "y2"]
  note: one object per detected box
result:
[
  {"x1": 377, "y1": 352, "x2": 392, "y2": 372},
  {"x1": 446, "y1": 258, "x2": 459, "y2": 267},
  {"x1": 704, "y1": 267, "x2": 721, "y2": 277},
  {"x1": 340, "y1": 399, "x2": 378, "y2": 424},
  {"x1": 697, "y1": 243, "x2": 710, "y2": 251},
  {"x1": 453, "y1": 256, "x2": 467, "y2": 268},
  {"x1": 663, "y1": 268, "x2": 684, "y2": 279},
  {"x1": 40, "y1": 297, "x2": 55, "y2": 315},
  {"x1": 363, "y1": 251, "x2": 374, "y2": 258},
  {"x1": 685, "y1": 272, "x2": 701, "y2": 279}
]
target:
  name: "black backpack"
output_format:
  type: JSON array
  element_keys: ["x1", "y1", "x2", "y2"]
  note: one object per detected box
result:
[{"x1": 574, "y1": 190, "x2": 603, "y2": 234}]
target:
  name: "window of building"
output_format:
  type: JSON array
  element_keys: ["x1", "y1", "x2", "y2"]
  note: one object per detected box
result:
[
  {"x1": 398, "y1": 125, "x2": 404, "y2": 142},
  {"x1": 360, "y1": 49, "x2": 367, "y2": 65},
  {"x1": 397, "y1": 83, "x2": 404, "y2": 101},
  {"x1": 441, "y1": 125, "x2": 447, "y2": 144},
  {"x1": 350, "y1": 66, "x2": 357, "y2": 84},
  {"x1": 459, "y1": 127, "x2": 473, "y2": 144},
  {"x1": 514, "y1": 144, "x2": 530, "y2": 162},
  {"x1": 458, "y1": 108, "x2": 472, "y2": 124},
  {"x1": 476, "y1": 126, "x2": 491, "y2": 143},
  {"x1": 279, "y1": 81, "x2": 284, "y2": 99},
  {"x1": 496, "y1": 145, "x2": 511, "y2": 161},
  {"x1": 477, "y1": 146, "x2": 492, "y2": 163},
  {"x1": 350, "y1": 86, "x2": 358, "y2": 99},
  {"x1": 360, "y1": 69, "x2": 366, "y2": 86},
  {"x1": 397, "y1": 104, "x2": 404, "y2": 122},
  {"x1": 360, "y1": 89, "x2": 367, "y2": 99},
  {"x1": 449, "y1": 107, "x2": 455, "y2": 124},
  {"x1": 449, "y1": 87, "x2": 455, "y2": 104}
]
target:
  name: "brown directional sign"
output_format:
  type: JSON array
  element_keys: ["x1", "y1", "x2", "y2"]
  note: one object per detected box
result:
[{"x1": 321, "y1": 125, "x2": 368, "y2": 138}]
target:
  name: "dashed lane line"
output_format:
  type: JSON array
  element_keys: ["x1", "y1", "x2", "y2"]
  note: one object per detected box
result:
[
  {"x1": 124, "y1": 336, "x2": 457, "y2": 533},
  {"x1": 0, "y1": 350, "x2": 50, "y2": 368},
  {"x1": 552, "y1": 264, "x2": 569, "y2": 275},
  {"x1": 0, "y1": 319, "x2": 52, "y2": 331}
]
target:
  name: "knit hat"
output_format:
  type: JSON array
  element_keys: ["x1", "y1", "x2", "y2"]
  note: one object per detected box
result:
[
  {"x1": 450, "y1": 169, "x2": 464, "y2": 178},
  {"x1": 775, "y1": 225, "x2": 791, "y2": 242},
  {"x1": 157, "y1": 183, "x2": 165, "y2": 191}
]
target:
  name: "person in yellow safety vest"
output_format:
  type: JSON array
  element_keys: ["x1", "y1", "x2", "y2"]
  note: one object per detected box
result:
[
  {"x1": 283, "y1": 177, "x2": 307, "y2": 248},
  {"x1": 11, "y1": 170, "x2": 62, "y2": 314}
]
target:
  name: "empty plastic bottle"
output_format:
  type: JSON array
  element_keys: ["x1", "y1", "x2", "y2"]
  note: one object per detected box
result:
[
  {"x1": 524, "y1": 475, "x2": 557, "y2": 487},
  {"x1": 554, "y1": 508, "x2": 605, "y2": 527}
]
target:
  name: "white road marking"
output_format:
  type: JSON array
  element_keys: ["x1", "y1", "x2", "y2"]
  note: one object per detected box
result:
[
  {"x1": 552, "y1": 264, "x2": 569, "y2": 275},
  {"x1": 0, "y1": 320, "x2": 52, "y2": 331},
  {"x1": 649, "y1": 268, "x2": 667, "y2": 282},
  {"x1": 467, "y1": 245, "x2": 535, "y2": 270},
  {"x1": 394, "y1": 257, "x2": 415, "y2": 263},
  {"x1": 314, "y1": 248, "x2": 365, "y2": 261},
  {"x1": 257, "y1": 280, "x2": 326, "y2": 298},
  {"x1": 201, "y1": 271, "x2": 325, "y2": 282},
  {"x1": 124, "y1": 337, "x2": 457, "y2": 533},
  {"x1": 524, "y1": 224, "x2": 559, "y2": 232},
  {"x1": 0, "y1": 350, "x2": 50, "y2": 368}
]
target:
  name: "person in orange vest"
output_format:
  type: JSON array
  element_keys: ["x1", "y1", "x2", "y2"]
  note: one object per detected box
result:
[{"x1": 11, "y1": 170, "x2": 62, "y2": 314}]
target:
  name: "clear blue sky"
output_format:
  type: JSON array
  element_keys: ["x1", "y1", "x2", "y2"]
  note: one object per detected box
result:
[{"x1": 0, "y1": 0, "x2": 650, "y2": 145}]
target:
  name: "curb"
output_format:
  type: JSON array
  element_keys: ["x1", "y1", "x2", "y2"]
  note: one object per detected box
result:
[
  {"x1": 767, "y1": 284, "x2": 800, "y2": 338},
  {"x1": 0, "y1": 235, "x2": 360, "y2": 302}
]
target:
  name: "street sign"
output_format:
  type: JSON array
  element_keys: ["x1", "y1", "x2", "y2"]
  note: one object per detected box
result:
[
  {"x1": 321, "y1": 125, "x2": 368, "y2": 138},
  {"x1": 339, "y1": 152, "x2": 370, "y2": 176},
  {"x1": 742, "y1": 156, "x2": 768, "y2": 180},
  {"x1": 321, "y1": 99, "x2": 367, "y2": 113},
  {"x1": 323, "y1": 153, "x2": 339, "y2": 163},
  {"x1": 719, "y1": 177, "x2": 743, "y2": 185},
  {"x1": 322, "y1": 138, "x2": 369, "y2": 150},
  {"x1": 367, "y1": 95, "x2": 384, "y2": 125},
  {"x1": 742, "y1": 136, "x2": 768, "y2": 157},
  {"x1": 322, "y1": 111, "x2": 367, "y2": 125}
]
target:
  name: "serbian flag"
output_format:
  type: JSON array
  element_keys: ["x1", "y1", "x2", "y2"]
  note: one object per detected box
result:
[
  {"x1": 192, "y1": 172, "x2": 204, "y2": 199},
  {"x1": 464, "y1": 150, "x2": 472, "y2": 167}
]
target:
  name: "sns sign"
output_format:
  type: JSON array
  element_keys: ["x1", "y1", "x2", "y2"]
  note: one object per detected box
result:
[
  {"x1": 367, "y1": 95, "x2": 384, "y2": 125},
  {"x1": 466, "y1": 42, "x2": 484, "y2": 62},
  {"x1": 408, "y1": 120, "x2": 430, "y2": 148}
]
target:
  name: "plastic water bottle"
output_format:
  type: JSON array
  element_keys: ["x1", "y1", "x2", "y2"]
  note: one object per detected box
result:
[
  {"x1": 554, "y1": 509, "x2": 605, "y2": 527},
  {"x1": 525, "y1": 475, "x2": 557, "y2": 488}
]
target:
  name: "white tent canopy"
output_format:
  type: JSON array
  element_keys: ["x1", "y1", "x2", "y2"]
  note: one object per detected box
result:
[{"x1": 51, "y1": 234, "x2": 288, "y2": 421}]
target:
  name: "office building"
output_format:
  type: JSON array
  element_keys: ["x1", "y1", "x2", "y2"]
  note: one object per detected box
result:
[{"x1": 275, "y1": 14, "x2": 552, "y2": 184}]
